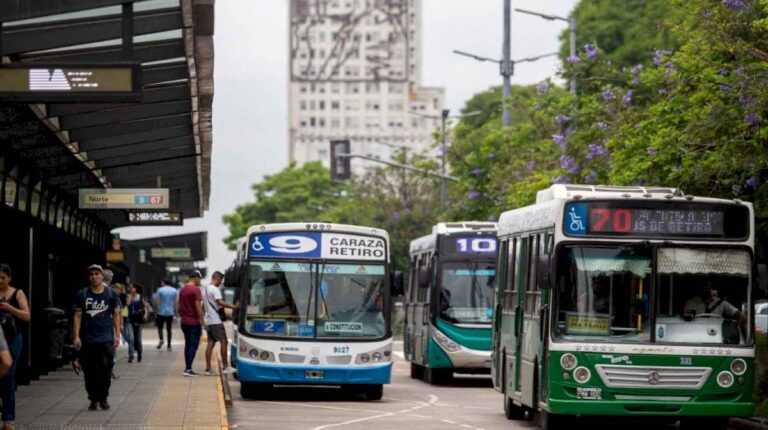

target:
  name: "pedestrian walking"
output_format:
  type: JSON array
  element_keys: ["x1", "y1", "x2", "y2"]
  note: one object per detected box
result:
[
  {"x1": 113, "y1": 284, "x2": 133, "y2": 359},
  {"x1": 126, "y1": 284, "x2": 148, "y2": 363},
  {"x1": 73, "y1": 265, "x2": 121, "y2": 411},
  {"x1": 203, "y1": 272, "x2": 240, "y2": 376},
  {"x1": 179, "y1": 271, "x2": 205, "y2": 376},
  {"x1": 154, "y1": 278, "x2": 177, "y2": 350},
  {"x1": 0, "y1": 264, "x2": 30, "y2": 430}
]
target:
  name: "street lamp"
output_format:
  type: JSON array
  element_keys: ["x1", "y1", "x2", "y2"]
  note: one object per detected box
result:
[
  {"x1": 409, "y1": 109, "x2": 481, "y2": 211},
  {"x1": 514, "y1": 8, "x2": 577, "y2": 94},
  {"x1": 452, "y1": 50, "x2": 558, "y2": 127}
]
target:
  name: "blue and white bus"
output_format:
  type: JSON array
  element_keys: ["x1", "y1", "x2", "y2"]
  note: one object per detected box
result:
[{"x1": 227, "y1": 223, "x2": 399, "y2": 400}]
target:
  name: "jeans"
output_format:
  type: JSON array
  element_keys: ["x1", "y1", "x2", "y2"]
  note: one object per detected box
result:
[
  {"x1": 0, "y1": 334, "x2": 21, "y2": 421},
  {"x1": 81, "y1": 343, "x2": 115, "y2": 402},
  {"x1": 130, "y1": 322, "x2": 143, "y2": 359},
  {"x1": 122, "y1": 323, "x2": 134, "y2": 358},
  {"x1": 156, "y1": 315, "x2": 173, "y2": 346},
  {"x1": 181, "y1": 323, "x2": 201, "y2": 371}
]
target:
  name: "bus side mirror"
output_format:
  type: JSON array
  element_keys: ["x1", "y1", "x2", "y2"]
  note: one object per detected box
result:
[{"x1": 391, "y1": 271, "x2": 405, "y2": 297}]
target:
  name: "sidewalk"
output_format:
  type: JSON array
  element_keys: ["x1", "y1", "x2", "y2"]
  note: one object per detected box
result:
[{"x1": 14, "y1": 325, "x2": 227, "y2": 429}]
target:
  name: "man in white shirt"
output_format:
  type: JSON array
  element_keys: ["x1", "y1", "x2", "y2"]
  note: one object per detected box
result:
[
  {"x1": 203, "y1": 271, "x2": 240, "y2": 375},
  {"x1": 683, "y1": 282, "x2": 742, "y2": 321}
]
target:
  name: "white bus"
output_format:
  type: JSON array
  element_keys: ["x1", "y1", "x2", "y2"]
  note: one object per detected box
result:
[{"x1": 227, "y1": 223, "x2": 400, "y2": 400}]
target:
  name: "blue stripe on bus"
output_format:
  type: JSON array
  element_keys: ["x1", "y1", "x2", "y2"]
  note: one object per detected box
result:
[{"x1": 236, "y1": 361, "x2": 392, "y2": 385}]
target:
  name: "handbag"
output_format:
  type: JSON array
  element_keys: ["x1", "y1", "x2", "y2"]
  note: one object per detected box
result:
[{"x1": 206, "y1": 289, "x2": 227, "y2": 322}]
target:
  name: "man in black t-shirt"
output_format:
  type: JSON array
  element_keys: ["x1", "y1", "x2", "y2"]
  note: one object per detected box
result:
[{"x1": 73, "y1": 265, "x2": 121, "y2": 411}]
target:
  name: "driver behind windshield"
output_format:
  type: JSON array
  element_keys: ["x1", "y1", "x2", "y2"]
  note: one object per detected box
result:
[{"x1": 683, "y1": 282, "x2": 743, "y2": 323}]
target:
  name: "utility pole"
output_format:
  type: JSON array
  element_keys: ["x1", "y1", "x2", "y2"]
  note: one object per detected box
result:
[
  {"x1": 502, "y1": 0, "x2": 512, "y2": 127},
  {"x1": 440, "y1": 109, "x2": 449, "y2": 210}
]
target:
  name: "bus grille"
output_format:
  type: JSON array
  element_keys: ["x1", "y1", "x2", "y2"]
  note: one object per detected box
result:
[
  {"x1": 279, "y1": 354, "x2": 306, "y2": 364},
  {"x1": 595, "y1": 365, "x2": 711, "y2": 389},
  {"x1": 326, "y1": 355, "x2": 352, "y2": 365}
]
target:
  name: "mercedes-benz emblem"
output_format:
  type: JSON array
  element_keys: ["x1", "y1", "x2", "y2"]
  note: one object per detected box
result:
[{"x1": 648, "y1": 371, "x2": 660, "y2": 385}]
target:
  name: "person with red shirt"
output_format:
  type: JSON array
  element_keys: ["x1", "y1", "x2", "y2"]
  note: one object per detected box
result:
[{"x1": 178, "y1": 271, "x2": 205, "y2": 376}]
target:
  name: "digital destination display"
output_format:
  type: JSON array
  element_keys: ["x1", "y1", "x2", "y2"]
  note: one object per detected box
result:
[
  {"x1": 564, "y1": 201, "x2": 749, "y2": 239},
  {"x1": 441, "y1": 235, "x2": 498, "y2": 256}
]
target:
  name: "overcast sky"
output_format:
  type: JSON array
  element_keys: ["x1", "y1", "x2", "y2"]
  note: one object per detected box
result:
[{"x1": 116, "y1": 0, "x2": 578, "y2": 279}]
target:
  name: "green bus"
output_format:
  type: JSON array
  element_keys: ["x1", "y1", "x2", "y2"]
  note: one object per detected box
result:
[
  {"x1": 492, "y1": 184, "x2": 755, "y2": 430},
  {"x1": 405, "y1": 222, "x2": 497, "y2": 384}
]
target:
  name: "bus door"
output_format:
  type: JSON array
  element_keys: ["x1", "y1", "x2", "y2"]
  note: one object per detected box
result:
[
  {"x1": 404, "y1": 257, "x2": 417, "y2": 361},
  {"x1": 500, "y1": 238, "x2": 521, "y2": 397},
  {"x1": 513, "y1": 236, "x2": 529, "y2": 395},
  {"x1": 412, "y1": 253, "x2": 432, "y2": 365},
  {"x1": 491, "y1": 240, "x2": 508, "y2": 390}
]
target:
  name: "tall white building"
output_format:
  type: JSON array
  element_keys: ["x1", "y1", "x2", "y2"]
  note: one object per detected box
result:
[{"x1": 288, "y1": 0, "x2": 445, "y2": 167}]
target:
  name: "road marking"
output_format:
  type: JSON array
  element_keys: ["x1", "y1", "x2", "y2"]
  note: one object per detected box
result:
[
  {"x1": 257, "y1": 401, "x2": 383, "y2": 414},
  {"x1": 310, "y1": 395, "x2": 439, "y2": 430},
  {"x1": 441, "y1": 419, "x2": 458, "y2": 424},
  {"x1": 435, "y1": 402, "x2": 494, "y2": 410},
  {"x1": 392, "y1": 351, "x2": 405, "y2": 359}
]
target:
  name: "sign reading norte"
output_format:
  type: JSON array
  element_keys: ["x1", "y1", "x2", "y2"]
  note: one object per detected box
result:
[{"x1": 249, "y1": 232, "x2": 386, "y2": 261}]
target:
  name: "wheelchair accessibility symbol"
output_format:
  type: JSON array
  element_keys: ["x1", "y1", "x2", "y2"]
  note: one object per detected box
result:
[{"x1": 565, "y1": 204, "x2": 587, "y2": 235}]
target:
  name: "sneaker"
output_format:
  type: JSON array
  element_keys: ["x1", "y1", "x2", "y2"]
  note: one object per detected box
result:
[
  {"x1": 137, "y1": 354, "x2": 142, "y2": 363},
  {"x1": 222, "y1": 367, "x2": 236, "y2": 374},
  {"x1": 167, "y1": 345, "x2": 172, "y2": 351},
  {"x1": 157, "y1": 340, "x2": 163, "y2": 349},
  {"x1": 183, "y1": 369, "x2": 199, "y2": 377},
  {"x1": 203, "y1": 369, "x2": 217, "y2": 376},
  {"x1": 88, "y1": 401, "x2": 98, "y2": 411},
  {"x1": 98, "y1": 400, "x2": 110, "y2": 410},
  {"x1": 128, "y1": 357, "x2": 133, "y2": 363}
]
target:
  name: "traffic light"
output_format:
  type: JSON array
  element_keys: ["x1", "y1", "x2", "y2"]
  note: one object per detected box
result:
[{"x1": 330, "y1": 140, "x2": 351, "y2": 181}]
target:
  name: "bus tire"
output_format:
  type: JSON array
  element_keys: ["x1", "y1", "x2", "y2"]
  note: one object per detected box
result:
[
  {"x1": 539, "y1": 411, "x2": 562, "y2": 430},
  {"x1": 362, "y1": 384, "x2": 383, "y2": 401},
  {"x1": 425, "y1": 367, "x2": 452, "y2": 385},
  {"x1": 502, "y1": 361, "x2": 525, "y2": 420},
  {"x1": 679, "y1": 417, "x2": 728, "y2": 430},
  {"x1": 410, "y1": 362, "x2": 423, "y2": 379}
]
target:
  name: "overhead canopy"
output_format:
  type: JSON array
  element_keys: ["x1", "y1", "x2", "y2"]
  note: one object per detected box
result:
[{"x1": 0, "y1": 0, "x2": 213, "y2": 230}]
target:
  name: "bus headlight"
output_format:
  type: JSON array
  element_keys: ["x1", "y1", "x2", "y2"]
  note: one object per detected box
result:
[
  {"x1": 730, "y1": 359, "x2": 747, "y2": 376},
  {"x1": 560, "y1": 353, "x2": 578, "y2": 371},
  {"x1": 432, "y1": 328, "x2": 460, "y2": 353},
  {"x1": 717, "y1": 371, "x2": 734, "y2": 388},
  {"x1": 355, "y1": 345, "x2": 392, "y2": 364},
  {"x1": 573, "y1": 367, "x2": 591, "y2": 384},
  {"x1": 240, "y1": 341, "x2": 275, "y2": 362}
]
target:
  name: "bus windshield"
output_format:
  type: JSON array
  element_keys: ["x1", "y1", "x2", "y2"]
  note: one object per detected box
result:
[
  {"x1": 439, "y1": 262, "x2": 496, "y2": 324},
  {"x1": 244, "y1": 261, "x2": 386, "y2": 339},
  {"x1": 555, "y1": 246, "x2": 751, "y2": 345}
]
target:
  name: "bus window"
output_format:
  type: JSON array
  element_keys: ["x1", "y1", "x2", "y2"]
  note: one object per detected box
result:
[
  {"x1": 438, "y1": 261, "x2": 496, "y2": 324},
  {"x1": 417, "y1": 255, "x2": 430, "y2": 303},
  {"x1": 246, "y1": 261, "x2": 313, "y2": 338},
  {"x1": 503, "y1": 238, "x2": 517, "y2": 311},
  {"x1": 554, "y1": 246, "x2": 652, "y2": 341},
  {"x1": 525, "y1": 234, "x2": 540, "y2": 315},
  {"x1": 316, "y1": 263, "x2": 387, "y2": 338}
]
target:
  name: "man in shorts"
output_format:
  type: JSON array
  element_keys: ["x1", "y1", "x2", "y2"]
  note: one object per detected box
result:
[{"x1": 203, "y1": 271, "x2": 240, "y2": 375}]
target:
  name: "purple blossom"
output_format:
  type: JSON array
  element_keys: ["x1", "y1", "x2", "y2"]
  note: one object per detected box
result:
[
  {"x1": 393, "y1": 211, "x2": 401, "y2": 220},
  {"x1": 567, "y1": 55, "x2": 581, "y2": 64},
  {"x1": 513, "y1": 172, "x2": 525, "y2": 180},
  {"x1": 747, "y1": 176, "x2": 758, "y2": 188},
  {"x1": 719, "y1": 84, "x2": 732, "y2": 92},
  {"x1": 747, "y1": 161, "x2": 756, "y2": 169},
  {"x1": 631, "y1": 64, "x2": 644, "y2": 76},
  {"x1": 560, "y1": 155, "x2": 580, "y2": 174},
  {"x1": 597, "y1": 121, "x2": 609, "y2": 130},
  {"x1": 468, "y1": 191, "x2": 481, "y2": 200},
  {"x1": 703, "y1": 8, "x2": 713, "y2": 16},
  {"x1": 732, "y1": 184, "x2": 743, "y2": 195},
  {"x1": 586, "y1": 144, "x2": 607, "y2": 159},
  {"x1": 720, "y1": 68, "x2": 730, "y2": 76},
  {"x1": 438, "y1": 145, "x2": 447, "y2": 155},
  {"x1": 526, "y1": 160, "x2": 536, "y2": 170},
  {"x1": 488, "y1": 152, "x2": 496, "y2": 160},
  {"x1": 404, "y1": 207, "x2": 412, "y2": 213},
  {"x1": 725, "y1": 0, "x2": 748, "y2": 11},
  {"x1": 745, "y1": 113, "x2": 758, "y2": 126},
  {"x1": 536, "y1": 82, "x2": 550, "y2": 94},
  {"x1": 631, "y1": 78, "x2": 641, "y2": 85},
  {"x1": 555, "y1": 114, "x2": 571, "y2": 124},
  {"x1": 584, "y1": 44, "x2": 598, "y2": 59},
  {"x1": 653, "y1": 49, "x2": 673, "y2": 67},
  {"x1": 552, "y1": 134, "x2": 566, "y2": 151},
  {"x1": 647, "y1": 148, "x2": 657, "y2": 155},
  {"x1": 658, "y1": 88, "x2": 668, "y2": 95},
  {"x1": 623, "y1": 90, "x2": 634, "y2": 106},
  {"x1": 585, "y1": 170, "x2": 598, "y2": 184},
  {"x1": 471, "y1": 167, "x2": 483, "y2": 176},
  {"x1": 553, "y1": 175, "x2": 572, "y2": 184},
  {"x1": 535, "y1": 104, "x2": 542, "y2": 111},
  {"x1": 602, "y1": 90, "x2": 616, "y2": 102}
]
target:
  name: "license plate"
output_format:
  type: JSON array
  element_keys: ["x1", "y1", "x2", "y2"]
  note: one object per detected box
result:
[
  {"x1": 305, "y1": 370, "x2": 325, "y2": 380},
  {"x1": 484, "y1": 360, "x2": 493, "y2": 368},
  {"x1": 576, "y1": 387, "x2": 602, "y2": 400}
]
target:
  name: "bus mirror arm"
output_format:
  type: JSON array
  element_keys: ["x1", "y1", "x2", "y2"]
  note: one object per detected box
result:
[{"x1": 391, "y1": 271, "x2": 405, "y2": 297}]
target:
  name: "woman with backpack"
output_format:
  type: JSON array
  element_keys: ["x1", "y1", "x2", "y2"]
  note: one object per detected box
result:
[
  {"x1": 126, "y1": 283, "x2": 148, "y2": 363},
  {"x1": 0, "y1": 264, "x2": 30, "y2": 430}
]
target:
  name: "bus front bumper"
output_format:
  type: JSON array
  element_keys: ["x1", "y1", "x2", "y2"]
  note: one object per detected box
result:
[
  {"x1": 236, "y1": 360, "x2": 392, "y2": 385},
  {"x1": 547, "y1": 398, "x2": 754, "y2": 417}
]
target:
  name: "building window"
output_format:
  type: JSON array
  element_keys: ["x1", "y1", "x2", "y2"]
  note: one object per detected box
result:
[
  {"x1": 331, "y1": 83, "x2": 340, "y2": 94},
  {"x1": 345, "y1": 117, "x2": 360, "y2": 129},
  {"x1": 389, "y1": 83, "x2": 404, "y2": 94},
  {"x1": 299, "y1": 100, "x2": 307, "y2": 110},
  {"x1": 366, "y1": 82, "x2": 380, "y2": 94},
  {"x1": 388, "y1": 101, "x2": 403, "y2": 111},
  {"x1": 319, "y1": 101, "x2": 326, "y2": 110},
  {"x1": 331, "y1": 100, "x2": 340, "y2": 111},
  {"x1": 345, "y1": 83, "x2": 360, "y2": 94},
  {"x1": 365, "y1": 101, "x2": 380, "y2": 111},
  {"x1": 331, "y1": 118, "x2": 341, "y2": 128},
  {"x1": 345, "y1": 100, "x2": 360, "y2": 111}
]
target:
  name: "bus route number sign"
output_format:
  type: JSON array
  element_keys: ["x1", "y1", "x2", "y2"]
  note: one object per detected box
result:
[{"x1": 447, "y1": 236, "x2": 497, "y2": 255}]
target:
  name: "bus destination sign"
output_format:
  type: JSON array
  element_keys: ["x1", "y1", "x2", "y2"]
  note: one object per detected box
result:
[{"x1": 564, "y1": 201, "x2": 748, "y2": 239}]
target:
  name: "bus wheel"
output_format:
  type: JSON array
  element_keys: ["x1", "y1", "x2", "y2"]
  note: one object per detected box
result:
[
  {"x1": 425, "y1": 368, "x2": 452, "y2": 385},
  {"x1": 410, "y1": 363, "x2": 423, "y2": 380},
  {"x1": 362, "y1": 384, "x2": 384, "y2": 401},
  {"x1": 679, "y1": 417, "x2": 728, "y2": 430},
  {"x1": 539, "y1": 411, "x2": 563, "y2": 430},
  {"x1": 240, "y1": 382, "x2": 271, "y2": 400},
  {"x1": 503, "y1": 395, "x2": 526, "y2": 420}
]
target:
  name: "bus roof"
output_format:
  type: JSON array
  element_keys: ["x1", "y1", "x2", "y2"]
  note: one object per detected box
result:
[
  {"x1": 410, "y1": 221, "x2": 497, "y2": 254},
  {"x1": 245, "y1": 222, "x2": 390, "y2": 240}
]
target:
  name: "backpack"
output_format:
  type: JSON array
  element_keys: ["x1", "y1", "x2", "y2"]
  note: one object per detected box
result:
[
  {"x1": 129, "y1": 295, "x2": 146, "y2": 324},
  {"x1": 0, "y1": 290, "x2": 18, "y2": 341}
]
